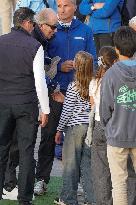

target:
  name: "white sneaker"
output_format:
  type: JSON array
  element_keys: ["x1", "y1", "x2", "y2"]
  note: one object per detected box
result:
[
  {"x1": 2, "y1": 186, "x2": 35, "y2": 200},
  {"x1": 34, "y1": 180, "x2": 47, "y2": 196},
  {"x1": 3, "y1": 187, "x2": 18, "y2": 200},
  {"x1": 54, "y1": 198, "x2": 67, "y2": 205}
]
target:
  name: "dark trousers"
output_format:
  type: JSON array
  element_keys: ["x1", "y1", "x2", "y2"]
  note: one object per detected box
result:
[
  {"x1": 91, "y1": 121, "x2": 113, "y2": 205},
  {"x1": 4, "y1": 128, "x2": 19, "y2": 189},
  {"x1": 0, "y1": 103, "x2": 39, "y2": 202},
  {"x1": 94, "y1": 33, "x2": 114, "y2": 56},
  {"x1": 36, "y1": 88, "x2": 65, "y2": 183}
]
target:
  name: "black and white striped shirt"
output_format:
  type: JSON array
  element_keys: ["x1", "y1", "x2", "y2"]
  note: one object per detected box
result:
[{"x1": 57, "y1": 82, "x2": 90, "y2": 132}]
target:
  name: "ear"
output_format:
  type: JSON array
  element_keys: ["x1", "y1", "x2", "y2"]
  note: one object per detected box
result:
[
  {"x1": 114, "y1": 59, "x2": 118, "y2": 63},
  {"x1": 115, "y1": 46, "x2": 120, "y2": 55}
]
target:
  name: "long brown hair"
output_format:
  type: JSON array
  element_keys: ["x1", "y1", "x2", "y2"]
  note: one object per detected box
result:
[
  {"x1": 95, "y1": 46, "x2": 118, "y2": 93},
  {"x1": 74, "y1": 51, "x2": 94, "y2": 101}
]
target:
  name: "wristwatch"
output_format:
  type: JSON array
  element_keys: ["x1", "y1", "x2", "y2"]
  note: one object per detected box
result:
[{"x1": 91, "y1": 5, "x2": 95, "y2": 11}]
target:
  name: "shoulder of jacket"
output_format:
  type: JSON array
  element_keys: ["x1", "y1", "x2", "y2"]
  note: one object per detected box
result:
[{"x1": 31, "y1": 37, "x2": 41, "y2": 47}]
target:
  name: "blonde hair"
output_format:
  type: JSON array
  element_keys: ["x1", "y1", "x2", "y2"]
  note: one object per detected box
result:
[{"x1": 74, "y1": 51, "x2": 93, "y2": 101}]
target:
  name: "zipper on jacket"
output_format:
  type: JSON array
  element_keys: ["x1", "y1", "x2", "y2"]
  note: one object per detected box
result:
[{"x1": 65, "y1": 28, "x2": 70, "y2": 59}]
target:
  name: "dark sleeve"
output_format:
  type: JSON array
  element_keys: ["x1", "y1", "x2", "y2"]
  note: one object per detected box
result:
[
  {"x1": 75, "y1": 0, "x2": 86, "y2": 22},
  {"x1": 127, "y1": 0, "x2": 136, "y2": 19}
]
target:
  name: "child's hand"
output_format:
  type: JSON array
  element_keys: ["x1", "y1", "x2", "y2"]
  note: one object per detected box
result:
[{"x1": 55, "y1": 131, "x2": 62, "y2": 144}]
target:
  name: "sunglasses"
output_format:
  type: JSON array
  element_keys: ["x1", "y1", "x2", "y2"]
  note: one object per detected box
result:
[{"x1": 45, "y1": 23, "x2": 58, "y2": 30}]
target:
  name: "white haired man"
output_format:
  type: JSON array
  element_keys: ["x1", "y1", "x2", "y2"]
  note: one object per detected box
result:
[{"x1": 34, "y1": 1, "x2": 97, "y2": 205}]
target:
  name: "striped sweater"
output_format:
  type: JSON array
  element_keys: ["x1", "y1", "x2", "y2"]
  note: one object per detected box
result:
[{"x1": 57, "y1": 82, "x2": 91, "y2": 132}]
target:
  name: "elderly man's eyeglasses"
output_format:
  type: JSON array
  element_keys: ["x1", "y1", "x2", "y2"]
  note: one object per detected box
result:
[{"x1": 45, "y1": 23, "x2": 58, "y2": 30}]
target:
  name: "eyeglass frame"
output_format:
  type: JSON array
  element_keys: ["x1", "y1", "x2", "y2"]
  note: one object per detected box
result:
[{"x1": 44, "y1": 23, "x2": 58, "y2": 30}]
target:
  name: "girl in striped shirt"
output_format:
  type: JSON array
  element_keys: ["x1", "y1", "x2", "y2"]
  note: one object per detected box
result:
[{"x1": 55, "y1": 51, "x2": 94, "y2": 205}]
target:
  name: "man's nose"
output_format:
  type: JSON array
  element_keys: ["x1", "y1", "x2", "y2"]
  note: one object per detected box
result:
[{"x1": 60, "y1": 6, "x2": 64, "y2": 12}]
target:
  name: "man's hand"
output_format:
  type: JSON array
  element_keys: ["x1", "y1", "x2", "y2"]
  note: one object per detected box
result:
[
  {"x1": 94, "y1": 3, "x2": 105, "y2": 9},
  {"x1": 61, "y1": 60, "x2": 74, "y2": 72},
  {"x1": 52, "y1": 91, "x2": 65, "y2": 103},
  {"x1": 55, "y1": 131, "x2": 62, "y2": 144},
  {"x1": 39, "y1": 113, "x2": 48, "y2": 127}
]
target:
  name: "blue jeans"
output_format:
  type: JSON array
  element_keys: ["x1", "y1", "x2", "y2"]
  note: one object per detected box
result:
[{"x1": 60, "y1": 124, "x2": 94, "y2": 205}]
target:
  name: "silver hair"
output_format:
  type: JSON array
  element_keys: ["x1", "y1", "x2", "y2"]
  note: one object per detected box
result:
[
  {"x1": 56, "y1": 0, "x2": 76, "y2": 5},
  {"x1": 129, "y1": 16, "x2": 136, "y2": 27},
  {"x1": 34, "y1": 8, "x2": 57, "y2": 24},
  {"x1": 70, "y1": 0, "x2": 76, "y2": 5}
]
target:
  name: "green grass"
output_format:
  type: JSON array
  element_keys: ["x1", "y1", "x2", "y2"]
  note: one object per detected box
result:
[{"x1": 0, "y1": 177, "x2": 62, "y2": 205}]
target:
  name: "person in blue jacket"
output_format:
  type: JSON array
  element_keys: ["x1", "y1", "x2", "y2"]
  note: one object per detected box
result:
[
  {"x1": 34, "y1": 0, "x2": 97, "y2": 198},
  {"x1": 79, "y1": 0, "x2": 124, "y2": 55},
  {"x1": 16, "y1": 0, "x2": 57, "y2": 12},
  {"x1": 48, "y1": 7, "x2": 97, "y2": 91}
]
